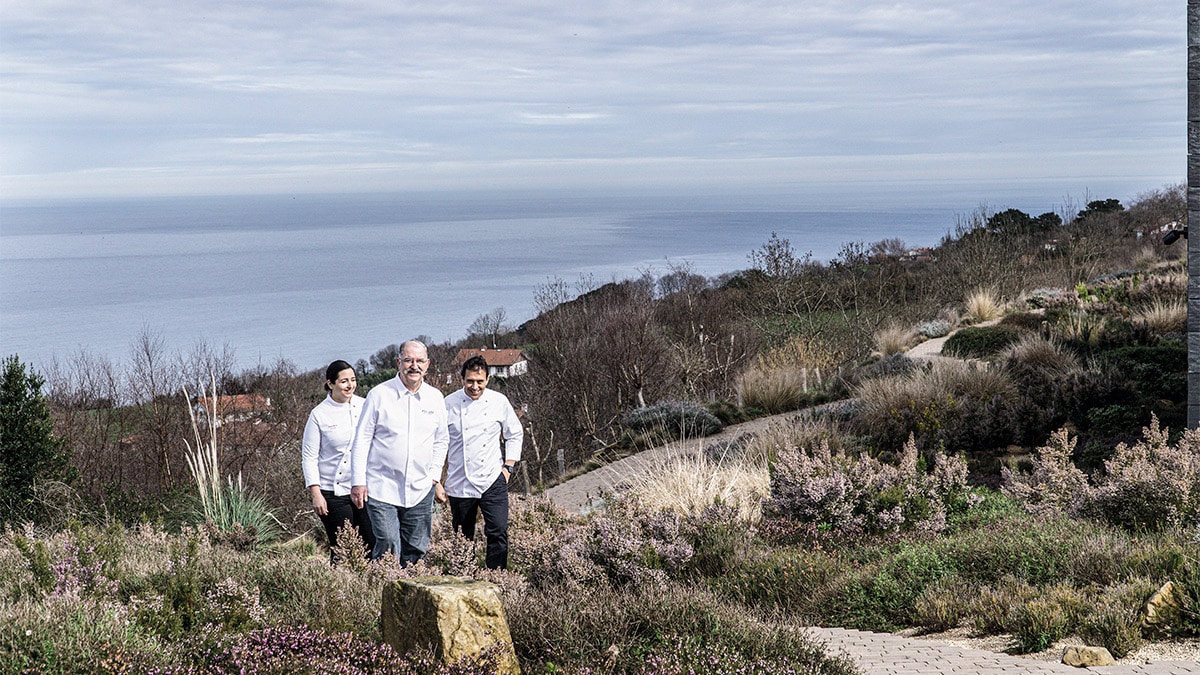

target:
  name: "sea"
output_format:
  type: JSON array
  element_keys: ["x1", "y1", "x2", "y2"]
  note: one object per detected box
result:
[{"x1": 0, "y1": 189, "x2": 1051, "y2": 374}]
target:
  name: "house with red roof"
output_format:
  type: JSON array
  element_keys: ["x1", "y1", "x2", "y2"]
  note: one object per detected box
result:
[
  {"x1": 453, "y1": 347, "x2": 528, "y2": 378},
  {"x1": 192, "y1": 393, "x2": 272, "y2": 428}
]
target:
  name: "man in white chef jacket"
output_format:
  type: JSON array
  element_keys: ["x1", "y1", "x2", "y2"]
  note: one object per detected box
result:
[
  {"x1": 435, "y1": 355, "x2": 523, "y2": 569},
  {"x1": 350, "y1": 340, "x2": 448, "y2": 564}
]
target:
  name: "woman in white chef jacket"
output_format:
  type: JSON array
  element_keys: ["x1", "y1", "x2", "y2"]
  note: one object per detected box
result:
[{"x1": 302, "y1": 359, "x2": 375, "y2": 561}]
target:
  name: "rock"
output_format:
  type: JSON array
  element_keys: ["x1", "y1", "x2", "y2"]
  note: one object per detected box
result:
[
  {"x1": 1142, "y1": 581, "x2": 1183, "y2": 633},
  {"x1": 381, "y1": 576, "x2": 520, "y2": 674},
  {"x1": 1062, "y1": 645, "x2": 1115, "y2": 667}
]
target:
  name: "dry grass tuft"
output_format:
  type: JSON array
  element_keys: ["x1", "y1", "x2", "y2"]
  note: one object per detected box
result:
[
  {"x1": 737, "y1": 365, "x2": 809, "y2": 414},
  {"x1": 1002, "y1": 333, "x2": 1079, "y2": 375},
  {"x1": 1134, "y1": 298, "x2": 1186, "y2": 334},
  {"x1": 965, "y1": 288, "x2": 1005, "y2": 322},
  {"x1": 874, "y1": 324, "x2": 917, "y2": 356},
  {"x1": 621, "y1": 450, "x2": 769, "y2": 524}
]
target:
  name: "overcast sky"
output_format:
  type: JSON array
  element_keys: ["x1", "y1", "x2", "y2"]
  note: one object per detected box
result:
[{"x1": 0, "y1": 0, "x2": 1185, "y2": 203}]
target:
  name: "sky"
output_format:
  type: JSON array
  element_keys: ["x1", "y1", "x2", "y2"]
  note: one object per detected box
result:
[{"x1": 0, "y1": 0, "x2": 1186, "y2": 204}]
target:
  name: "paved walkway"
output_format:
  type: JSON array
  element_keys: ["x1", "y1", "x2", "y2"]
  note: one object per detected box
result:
[{"x1": 807, "y1": 627, "x2": 1200, "y2": 674}]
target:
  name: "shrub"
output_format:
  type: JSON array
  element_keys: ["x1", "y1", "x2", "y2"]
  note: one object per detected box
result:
[
  {"x1": 915, "y1": 319, "x2": 952, "y2": 339},
  {"x1": 766, "y1": 435, "x2": 969, "y2": 540},
  {"x1": 1024, "y1": 288, "x2": 1076, "y2": 311},
  {"x1": 1078, "y1": 580, "x2": 1155, "y2": 658},
  {"x1": 999, "y1": 312, "x2": 1047, "y2": 331},
  {"x1": 853, "y1": 360, "x2": 1016, "y2": 453},
  {"x1": 912, "y1": 577, "x2": 972, "y2": 632},
  {"x1": 1090, "y1": 416, "x2": 1200, "y2": 531},
  {"x1": 967, "y1": 579, "x2": 1037, "y2": 635},
  {"x1": 942, "y1": 325, "x2": 1025, "y2": 359},
  {"x1": 1101, "y1": 344, "x2": 1186, "y2": 401},
  {"x1": 505, "y1": 581, "x2": 857, "y2": 674},
  {"x1": 1001, "y1": 428, "x2": 1090, "y2": 518},
  {"x1": 1007, "y1": 595, "x2": 1074, "y2": 653},
  {"x1": 1003, "y1": 418, "x2": 1200, "y2": 531},
  {"x1": 173, "y1": 625, "x2": 493, "y2": 674},
  {"x1": 620, "y1": 400, "x2": 724, "y2": 446}
]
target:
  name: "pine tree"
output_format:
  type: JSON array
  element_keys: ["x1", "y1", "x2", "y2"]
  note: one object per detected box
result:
[{"x1": 0, "y1": 354, "x2": 74, "y2": 525}]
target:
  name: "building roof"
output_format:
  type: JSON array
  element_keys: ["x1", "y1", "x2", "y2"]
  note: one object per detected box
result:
[
  {"x1": 454, "y1": 348, "x2": 527, "y2": 368},
  {"x1": 194, "y1": 393, "x2": 272, "y2": 416}
]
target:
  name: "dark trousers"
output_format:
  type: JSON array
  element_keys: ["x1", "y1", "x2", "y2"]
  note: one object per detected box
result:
[
  {"x1": 448, "y1": 473, "x2": 509, "y2": 570},
  {"x1": 319, "y1": 490, "x2": 376, "y2": 563}
]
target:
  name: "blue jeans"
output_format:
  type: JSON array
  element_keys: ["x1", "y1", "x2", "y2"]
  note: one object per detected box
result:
[{"x1": 366, "y1": 488, "x2": 434, "y2": 565}]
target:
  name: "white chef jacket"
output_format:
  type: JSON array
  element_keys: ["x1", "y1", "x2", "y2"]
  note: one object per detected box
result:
[
  {"x1": 443, "y1": 388, "x2": 523, "y2": 498},
  {"x1": 350, "y1": 378, "x2": 448, "y2": 508},
  {"x1": 301, "y1": 393, "x2": 364, "y2": 495}
]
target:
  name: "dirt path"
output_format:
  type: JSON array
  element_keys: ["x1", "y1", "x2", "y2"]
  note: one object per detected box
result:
[{"x1": 542, "y1": 319, "x2": 996, "y2": 515}]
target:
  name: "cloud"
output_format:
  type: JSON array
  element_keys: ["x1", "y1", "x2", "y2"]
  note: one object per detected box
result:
[{"x1": 0, "y1": 0, "x2": 1184, "y2": 199}]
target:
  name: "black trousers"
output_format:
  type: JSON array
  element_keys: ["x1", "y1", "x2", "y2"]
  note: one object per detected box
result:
[
  {"x1": 448, "y1": 473, "x2": 509, "y2": 570},
  {"x1": 319, "y1": 490, "x2": 376, "y2": 562}
]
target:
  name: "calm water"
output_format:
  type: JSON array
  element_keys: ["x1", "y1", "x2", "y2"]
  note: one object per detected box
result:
[{"x1": 0, "y1": 190, "x2": 972, "y2": 372}]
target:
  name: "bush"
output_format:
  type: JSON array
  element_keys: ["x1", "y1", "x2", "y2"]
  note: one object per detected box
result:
[
  {"x1": 1078, "y1": 580, "x2": 1154, "y2": 658},
  {"x1": 505, "y1": 581, "x2": 857, "y2": 674},
  {"x1": 1007, "y1": 595, "x2": 1075, "y2": 654},
  {"x1": 1090, "y1": 416, "x2": 1200, "y2": 531},
  {"x1": 620, "y1": 400, "x2": 724, "y2": 446},
  {"x1": 915, "y1": 320, "x2": 952, "y2": 338},
  {"x1": 999, "y1": 311, "x2": 1048, "y2": 331},
  {"x1": 1101, "y1": 344, "x2": 1186, "y2": 401},
  {"x1": 766, "y1": 435, "x2": 970, "y2": 540},
  {"x1": 942, "y1": 325, "x2": 1025, "y2": 359},
  {"x1": 1003, "y1": 417, "x2": 1200, "y2": 531},
  {"x1": 853, "y1": 360, "x2": 1016, "y2": 454}
]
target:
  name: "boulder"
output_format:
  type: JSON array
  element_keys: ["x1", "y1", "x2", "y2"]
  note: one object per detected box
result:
[
  {"x1": 1061, "y1": 645, "x2": 1115, "y2": 667},
  {"x1": 1142, "y1": 580, "x2": 1183, "y2": 633},
  {"x1": 381, "y1": 576, "x2": 520, "y2": 674}
]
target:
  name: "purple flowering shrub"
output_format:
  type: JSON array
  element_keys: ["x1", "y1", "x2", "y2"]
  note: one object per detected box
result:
[
  {"x1": 505, "y1": 495, "x2": 696, "y2": 589},
  {"x1": 766, "y1": 434, "x2": 970, "y2": 541},
  {"x1": 150, "y1": 625, "x2": 499, "y2": 674},
  {"x1": 1003, "y1": 415, "x2": 1200, "y2": 530}
]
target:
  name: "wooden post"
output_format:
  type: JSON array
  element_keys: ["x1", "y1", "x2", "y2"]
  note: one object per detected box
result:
[{"x1": 1190, "y1": 0, "x2": 1200, "y2": 427}]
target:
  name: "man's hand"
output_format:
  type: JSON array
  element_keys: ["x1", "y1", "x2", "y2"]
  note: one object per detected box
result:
[
  {"x1": 311, "y1": 491, "x2": 329, "y2": 517},
  {"x1": 434, "y1": 482, "x2": 447, "y2": 504},
  {"x1": 351, "y1": 485, "x2": 367, "y2": 509},
  {"x1": 502, "y1": 465, "x2": 512, "y2": 482}
]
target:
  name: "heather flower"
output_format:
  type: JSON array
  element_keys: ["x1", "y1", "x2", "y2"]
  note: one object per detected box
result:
[{"x1": 766, "y1": 435, "x2": 968, "y2": 541}]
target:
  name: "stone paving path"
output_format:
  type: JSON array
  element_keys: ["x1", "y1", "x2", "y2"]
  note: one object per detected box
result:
[{"x1": 807, "y1": 627, "x2": 1200, "y2": 674}]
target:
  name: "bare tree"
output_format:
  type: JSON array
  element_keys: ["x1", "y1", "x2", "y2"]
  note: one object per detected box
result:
[
  {"x1": 128, "y1": 326, "x2": 187, "y2": 491},
  {"x1": 466, "y1": 307, "x2": 510, "y2": 348}
]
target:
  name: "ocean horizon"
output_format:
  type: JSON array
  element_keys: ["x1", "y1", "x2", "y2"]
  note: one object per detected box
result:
[{"x1": 0, "y1": 188, "x2": 1078, "y2": 374}]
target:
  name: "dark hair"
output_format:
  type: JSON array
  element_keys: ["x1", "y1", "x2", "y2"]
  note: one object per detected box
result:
[
  {"x1": 461, "y1": 356, "x2": 489, "y2": 378},
  {"x1": 324, "y1": 360, "x2": 355, "y2": 391}
]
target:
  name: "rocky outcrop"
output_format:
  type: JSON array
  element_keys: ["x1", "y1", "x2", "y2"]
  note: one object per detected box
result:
[
  {"x1": 381, "y1": 576, "x2": 520, "y2": 674},
  {"x1": 1142, "y1": 580, "x2": 1184, "y2": 634}
]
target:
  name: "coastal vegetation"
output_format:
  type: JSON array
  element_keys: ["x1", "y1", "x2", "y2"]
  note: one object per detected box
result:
[{"x1": 3, "y1": 183, "x2": 1200, "y2": 672}]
